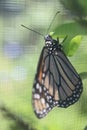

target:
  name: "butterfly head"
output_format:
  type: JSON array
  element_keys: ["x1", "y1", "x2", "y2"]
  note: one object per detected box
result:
[
  {"x1": 44, "y1": 35, "x2": 57, "y2": 46},
  {"x1": 44, "y1": 35, "x2": 61, "y2": 52},
  {"x1": 44, "y1": 35, "x2": 53, "y2": 42}
]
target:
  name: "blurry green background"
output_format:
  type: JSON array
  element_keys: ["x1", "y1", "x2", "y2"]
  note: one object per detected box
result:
[{"x1": 0, "y1": 0, "x2": 87, "y2": 130}]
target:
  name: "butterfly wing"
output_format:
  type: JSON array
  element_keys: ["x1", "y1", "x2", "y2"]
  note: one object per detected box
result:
[
  {"x1": 50, "y1": 50, "x2": 83, "y2": 108},
  {"x1": 32, "y1": 47, "x2": 56, "y2": 118},
  {"x1": 32, "y1": 47, "x2": 83, "y2": 118}
]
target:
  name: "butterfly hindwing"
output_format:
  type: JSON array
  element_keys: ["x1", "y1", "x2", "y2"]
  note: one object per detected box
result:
[{"x1": 52, "y1": 51, "x2": 83, "y2": 107}]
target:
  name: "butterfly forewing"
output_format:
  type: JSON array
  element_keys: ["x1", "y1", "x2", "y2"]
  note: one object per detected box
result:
[
  {"x1": 32, "y1": 47, "x2": 56, "y2": 118},
  {"x1": 32, "y1": 35, "x2": 83, "y2": 118}
]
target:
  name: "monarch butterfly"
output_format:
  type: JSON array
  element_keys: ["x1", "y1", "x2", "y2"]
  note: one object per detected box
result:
[
  {"x1": 21, "y1": 11, "x2": 83, "y2": 118},
  {"x1": 32, "y1": 35, "x2": 83, "y2": 119}
]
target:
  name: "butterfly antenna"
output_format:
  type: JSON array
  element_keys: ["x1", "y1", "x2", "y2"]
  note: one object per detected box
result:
[
  {"x1": 21, "y1": 24, "x2": 44, "y2": 37},
  {"x1": 46, "y1": 11, "x2": 60, "y2": 34}
]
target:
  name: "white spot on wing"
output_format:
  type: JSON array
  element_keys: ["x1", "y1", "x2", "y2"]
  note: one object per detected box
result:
[
  {"x1": 39, "y1": 86, "x2": 42, "y2": 93},
  {"x1": 34, "y1": 94, "x2": 40, "y2": 99},
  {"x1": 42, "y1": 73, "x2": 45, "y2": 78},
  {"x1": 36, "y1": 83, "x2": 39, "y2": 89},
  {"x1": 46, "y1": 103, "x2": 49, "y2": 108},
  {"x1": 41, "y1": 98, "x2": 45, "y2": 104}
]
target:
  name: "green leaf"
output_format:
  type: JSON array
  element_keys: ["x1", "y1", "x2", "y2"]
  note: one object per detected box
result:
[
  {"x1": 50, "y1": 31, "x2": 82, "y2": 57},
  {"x1": 50, "y1": 22, "x2": 84, "y2": 56},
  {"x1": 50, "y1": 23, "x2": 83, "y2": 57},
  {"x1": 49, "y1": 32, "x2": 54, "y2": 36},
  {"x1": 53, "y1": 22, "x2": 87, "y2": 36},
  {"x1": 67, "y1": 35, "x2": 83, "y2": 56}
]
